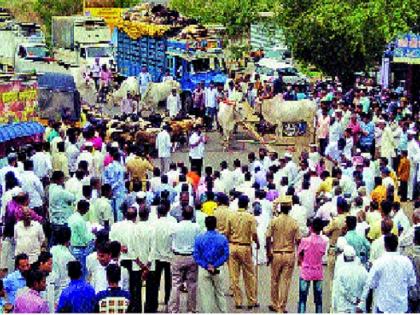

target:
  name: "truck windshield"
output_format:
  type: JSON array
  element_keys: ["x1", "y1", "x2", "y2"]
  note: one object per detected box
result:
[
  {"x1": 190, "y1": 58, "x2": 210, "y2": 73},
  {"x1": 26, "y1": 46, "x2": 49, "y2": 58},
  {"x1": 87, "y1": 46, "x2": 112, "y2": 58}
]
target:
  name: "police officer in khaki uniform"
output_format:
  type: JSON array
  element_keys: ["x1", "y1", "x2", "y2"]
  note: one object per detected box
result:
[
  {"x1": 213, "y1": 193, "x2": 231, "y2": 236},
  {"x1": 266, "y1": 195, "x2": 301, "y2": 313},
  {"x1": 226, "y1": 195, "x2": 259, "y2": 309},
  {"x1": 323, "y1": 196, "x2": 349, "y2": 274}
]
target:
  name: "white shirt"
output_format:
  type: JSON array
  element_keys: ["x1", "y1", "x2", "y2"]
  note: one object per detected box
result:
[
  {"x1": 14, "y1": 220, "x2": 45, "y2": 264},
  {"x1": 332, "y1": 260, "x2": 368, "y2": 313},
  {"x1": 166, "y1": 170, "x2": 179, "y2": 187},
  {"x1": 150, "y1": 216, "x2": 177, "y2": 264},
  {"x1": 156, "y1": 130, "x2": 172, "y2": 158},
  {"x1": 65, "y1": 143, "x2": 80, "y2": 173},
  {"x1": 393, "y1": 210, "x2": 410, "y2": 237},
  {"x1": 220, "y1": 169, "x2": 234, "y2": 194},
  {"x1": 360, "y1": 252, "x2": 416, "y2": 313},
  {"x1": 189, "y1": 132, "x2": 205, "y2": 159},
  {"x1": 370, "y1": 235, "x2": 385, "y2": 262},
  {"x1": 232, "y1": 168, "x2": 244, "y2": 186},
  {"x1": 166, "y1": 94, "x2": 181, "y2": 117},
  {"x1": 76, "y1": 151, "x2": 94, "y2": 174},
  {"x1": 109, "y1": 220, "x2": 137, "y2": 265},
  {"x1": 90, "y1": 262, "x2": 129, "y2": 293},
  {"x1": 134, "y1": 220, "x2": 154, "y2": 267},
  {"x1": 0, "y1": 165, "x2": 21, "y2": 191},
  {"x1": 205, "y1": 88, "x2": 218, "y2": 108},
  {"x1": 316, "y1": 200, "x2": 337, "y2": 221},
  {"x1": 289, "y1": 204, "x2": 309, "y2": 237},
  {"x1": 299, "y1": 189, "x2": 316, "y2": 218},
  {"x1": 284, "y1": 160, "x2": 298, "y2": 185},
  {"x1": 162, "y1": 75, "x2": 173, "y2": 82},
  {"x1": 20, "y1": 170, "x2": 44, "y2": 208},
  {"x1": 171, "y1": 220, "x2": 201, "y2": 254},
  {"x1": 65, "y1": 177, "x2": 83, "y2": 202},
  {"x1": 50, "y1": 245, "x2": 75, "y2": 303},
  {"x1": 91, "y1": 197, "x2": 114, "y2": 226}
]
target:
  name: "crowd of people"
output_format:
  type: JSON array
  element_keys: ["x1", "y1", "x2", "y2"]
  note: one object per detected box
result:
[{"x1": 0, "y1": 71, "x2": 419, "y2": 314}]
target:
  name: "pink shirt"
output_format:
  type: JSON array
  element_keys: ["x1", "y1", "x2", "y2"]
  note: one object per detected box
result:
[
  {"x1": 297, "y1": 233, "x2": 328, "y2": 281},
  {"x1": 316, "y1": 115, "x2": 330, "y2": 139}
]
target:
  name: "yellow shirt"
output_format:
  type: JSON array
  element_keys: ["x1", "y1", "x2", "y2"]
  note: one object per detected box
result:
[
  {"x1": 226, "y1": 208, "x2": 257, "y2": 244},
  {"x1": 323, "y1": 213, "x2": 348, "y2": 247},
  {"x1": 126, "y1": 157, "x2": 153, "y2": 181},
  {"x1": 367, "y1": 218, "x2": 398, "y2": 241},
  {"x1": 317, "y1": 177, "x2": 333, "y2": 193},
  {"x1": 213, "y1": 205, "x2": 231, "y2": 236},
  {"x1": 265, "y1": 213, "x2": 301, "y2": 252},
  {"x1": 201, "y1": 200, "x2": 218, "y2": 216},
  {"x1": 370, "y1": 185, "x2": 386, "y2": 205}
]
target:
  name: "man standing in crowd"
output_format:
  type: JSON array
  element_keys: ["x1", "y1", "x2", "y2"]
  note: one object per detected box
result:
[
  {"x1": 194, "y1": 216, "x2": 229, "y2": 313},
  {"x1": 226, "y1": 195, "x2": 259, "y2": 310},
  {"x1": 156, "y1": 125, "x2": 172, "y2": 173},
  {"x1": 266, "y1": 196, "x2": 301, "y2": 313}
]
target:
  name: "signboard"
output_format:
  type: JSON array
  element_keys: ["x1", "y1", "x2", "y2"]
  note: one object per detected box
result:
[
  {"x1": 282, "y1": 121, "x2": 308, "y2": 137},
  {"x1": 0, "y1": 82, "x2": 38, "y2": 123},
  {"x1": 393, "y1": 33, "x2": 420, "y2": 64},
  {"x1": 84, "y1": 8, "x2": 124, "y2": 29}
]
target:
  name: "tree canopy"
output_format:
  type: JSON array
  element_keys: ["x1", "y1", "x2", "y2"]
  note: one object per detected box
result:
[
  {"x1": 170, "y1": 0, "x2": 420, "y2": 83},
  {"x1": 277, "y1": 0, "x2": 420, "y2": 84}
]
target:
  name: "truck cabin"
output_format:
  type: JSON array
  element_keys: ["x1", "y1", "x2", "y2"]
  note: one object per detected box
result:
[
  {"x1": 168, "y1": 53, "x2": 226, "y2": 79},
  {"x1": 80, "y1": 45, "x2": 113, "y2": 60},
  {"x1": 17, "y1": 44, "x2": 50, "y2": 60}
]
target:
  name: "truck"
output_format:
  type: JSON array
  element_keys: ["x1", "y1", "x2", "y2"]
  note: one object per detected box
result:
[
  {"x1": 115, "y1": 6, "x2": 227, "y2": 92},
  {"x1": 250, "y1": 13, "x2": 291, "y2": 62},
  {"x1": 0, "y1": 22, "x2": 69, "y2": 74},
  {"x1": 52, "y1": 16, "x2": 114, "y2": 70}
]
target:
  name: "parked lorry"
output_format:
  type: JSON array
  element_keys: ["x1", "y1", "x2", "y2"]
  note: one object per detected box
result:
[
  {"x1": 0, "y1": 22, "x2": 68, "y2": 74},
  {"x1": 52, "y1": 16, "x2": 115, "y2": 70},
  {"x1": 115, "y1": 4, "x2": 227, "y2": 92}
]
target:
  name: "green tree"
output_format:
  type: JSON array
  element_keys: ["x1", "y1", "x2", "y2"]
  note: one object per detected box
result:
[
  {"x1": 277, "y1": 0, "x2": 420, "y2": 84},
  {"x1": 169, "y1": 0, "x2": 273, "y2": 37},
  {"x1": 34, "y1": 0, "x2": 83, "y2": 38}
]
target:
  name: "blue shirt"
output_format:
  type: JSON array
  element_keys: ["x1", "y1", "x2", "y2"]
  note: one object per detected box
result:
[
  {"x1": 154, "y1": 183, "x2": 177, "y2": 203},
  {"x1": 3, "y1": 270, "x2": 26, "y2": 305},
  {"x1": 360, "y1": 121, "x2": 375, "y2": 146},
  {"x1": 56, "y1": 279, "x2": 96, "y2": 313},
  {"x1": 103, "y1": 161, "x2": 126, "y2": 197},
  {"x1": 193, "y1": 230, "x2": 229, "y2": 269}
]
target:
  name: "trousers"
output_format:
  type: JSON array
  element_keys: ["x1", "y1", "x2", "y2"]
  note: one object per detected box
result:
[
  {"x1": 298, "y1": 279, "x2": 323, "y2": 313},
  {"x1": 121, "y1": 260, "x2": 142, "y2": 313},
  {"x1": 145, "y1": 260, "x2": 171, "y2": 313},
  {"x1": 228, "y1": 244, "x2": 257, "y2": 307},
  {"x1": 271, "y1": 252, "x2": 295, "y2": 312},
  {"x1": 160, "y1": 157, "x2": 170, "y2": 174},
  {"x1": 198, "y1": 268, "x2": 227, "y2": 313},
  {"x1": 0, "y1": 237, "x2": 14, "y2": 271},
  {"x1": 168, "y1": 255, "x2": 198, "y2": 313}
]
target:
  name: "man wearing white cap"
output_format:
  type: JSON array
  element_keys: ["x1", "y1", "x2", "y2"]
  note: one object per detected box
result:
[
  {"x1": 407, "y1": 130, "x2": 419, "y2": 200},
  {"x1": 332, "y1": 245, "x2": 367, "y2": 313}
]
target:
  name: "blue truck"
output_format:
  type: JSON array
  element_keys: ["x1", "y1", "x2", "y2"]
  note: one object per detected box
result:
[{"x1": 116, "y1": 29, "x2": 227, "y2": 92}]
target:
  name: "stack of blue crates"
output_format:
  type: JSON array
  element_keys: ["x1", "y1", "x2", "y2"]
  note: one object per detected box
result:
[{"x1": 117, "y1": 29, "x2": 167, "y2": 80}]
